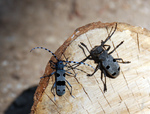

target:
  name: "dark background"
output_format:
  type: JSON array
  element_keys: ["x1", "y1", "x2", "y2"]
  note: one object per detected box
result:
[{"x1": 0, "y1": 0, "x2": 150, "y2": 113}]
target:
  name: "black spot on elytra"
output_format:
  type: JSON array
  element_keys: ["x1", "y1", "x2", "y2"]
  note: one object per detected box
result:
[
  {"x1": 57, "y1": 81, "x2": 65, "y2": 85},
  {"x1": 113, "y1": 59, "x2": 116, "y2": 62},
  {"x1": 106, "y1": 65, "x2": 110, "y2": 69},
  {"x1": 112, "y1": 72, "x2": 116, "y2": 76},
  {"x1": 118, "y1": 67, "x2": 120, "y2": 71},
  {"x1": 56, "y1": 73, "x2": 60, "y2": 77}
]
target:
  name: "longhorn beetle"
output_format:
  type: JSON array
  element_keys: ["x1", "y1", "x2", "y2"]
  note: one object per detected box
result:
[
  {"x1": 30, "y1": 47, "x2": 95, "y2": 101},
  {"x1": 72, "y1": 23, "x2": 130, "y2": 92}
]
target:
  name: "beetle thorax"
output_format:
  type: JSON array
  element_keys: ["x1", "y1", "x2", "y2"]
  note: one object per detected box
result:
[
  {"x1": 98, "y1": 50, "x2": 108, "y2": 61},
  {"x1": 90, "y1": 46, "x2": 104, "y2": 62},
  {"x1": 90, "y1": 46, "x2": 103, "y2": 55}
]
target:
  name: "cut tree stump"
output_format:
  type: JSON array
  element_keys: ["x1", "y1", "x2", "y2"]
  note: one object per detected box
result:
[{"x1": 31, "y1": 22, "x2": 150, "y2": 114}]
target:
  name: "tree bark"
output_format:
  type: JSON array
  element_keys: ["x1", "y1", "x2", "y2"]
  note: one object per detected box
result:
[{"x1": 31, "y1": 22, "x2": 150, "y2": 114}]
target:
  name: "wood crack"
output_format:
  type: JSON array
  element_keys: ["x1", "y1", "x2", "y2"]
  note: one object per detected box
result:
[
  {"x1": 44, "y1": 92, "x2": 60, "y2": 114},
  {"x1": 137, "y1": 33, "x2": 140, "y2": 52},
  {"x1": 124, "y1": 102, "x2": 130, "y2": 114}
]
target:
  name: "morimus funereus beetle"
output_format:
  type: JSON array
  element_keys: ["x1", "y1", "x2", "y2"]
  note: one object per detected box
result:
[{"x1": 73, "y1": 23, "x2": 130, "y2": 92}]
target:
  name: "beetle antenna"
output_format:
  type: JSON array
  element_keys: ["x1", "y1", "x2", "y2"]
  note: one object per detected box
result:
[
  {"x1": 30, "y1": 47, "x2": 59, "y2": 61},
  {"x1": 63, "y1": 60, "x2": 95, "y2": 70},
  {"x1": 102, "y1": 23, "x2": 117, "y2": 45}
]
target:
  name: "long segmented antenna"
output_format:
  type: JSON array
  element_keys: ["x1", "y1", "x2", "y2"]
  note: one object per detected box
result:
[
  {"x1": 101, "y1": 23, "x2": 117, "y2": 45},
  {"x1": 63, "y1": 60, "x2": 95, "y2": 70},
  {"x1": 30, "y1": 47, "x2": 58, "y2": 61}
]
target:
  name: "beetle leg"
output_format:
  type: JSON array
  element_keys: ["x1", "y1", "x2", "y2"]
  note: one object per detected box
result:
[
  {"x1": 78, "y1": 44, "x2": 88, "y2": 57},
  {"x1": 103, "y1": 44, "x2": 111, "y2": 51},
  {"x1": 49, "y1": 60, "x2": 56, "y2": 69},
  {"x1": 100, "y1": 65, "x2": 107, "y2": 92},
  {"x1": 63, "y1": 55, "x2": 69, "y2": 67},
  {"x1": 80, "y1": 42, "x2": 91, "y2": 53},
  {"x1": 87, "y1": 63, "x2": 100, "y2": 76},
  {"x1": 40, "y1": 71, "x2": 55, "y2": 79},
  {"x1": 66, "y1": 80, "x2": 75, "y2": 98},
  {"x1": 63, "y1": 54, "x2": 77, "y2": 76},
  {"x1": 108, "y1": 41, "x2": 124, "y2": 55},
  {"x1": 68, "y1": 55, "x2": 91, "y2": 69},
  {"x1": 66, "y1": 71, "x2": 77, "y2": 77},
  {"x1": 66, "y1": 65, "x2": 88, "y2": 75},
  {"x1": 103, "y1": 69, "x2": 107, "y2": 92},
  {"x1": 51, "y1": 82, "x2": 56, "y2": 101},
  {"x1": 102, "y1": 23, "x2": 117, "y2": 45},
  {"x1": 115, "y1": 58, "x2": 131, "y2": 63},
  {"x1": 70, "y1": 42, "x2": 92, "y2": 70}
]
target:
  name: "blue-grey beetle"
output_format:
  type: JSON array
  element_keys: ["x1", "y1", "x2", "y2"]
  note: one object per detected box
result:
[{"x1": 30, "y1": 47, "x2": 95, "y2": 100}]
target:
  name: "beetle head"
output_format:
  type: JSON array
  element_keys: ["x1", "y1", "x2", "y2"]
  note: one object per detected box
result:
[{"x1": 57, "y1": 61, "x2": 65, "y2": 70}]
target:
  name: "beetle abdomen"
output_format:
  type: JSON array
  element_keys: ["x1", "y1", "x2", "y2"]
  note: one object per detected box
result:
[{"x1": 56, "y1": 70, "x2": 66, "y2": 96}]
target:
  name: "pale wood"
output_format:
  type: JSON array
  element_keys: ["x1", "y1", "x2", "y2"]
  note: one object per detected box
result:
[{"x1": 31, "y1": 22, "x2": 150, "y2": 114}]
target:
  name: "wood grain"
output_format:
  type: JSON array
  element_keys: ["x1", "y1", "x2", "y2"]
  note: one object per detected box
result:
[{"x1": 31, "y1": 21, "x2": 150, "y2": 114}]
